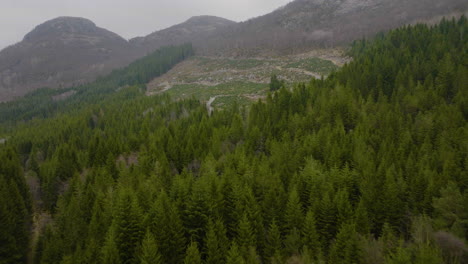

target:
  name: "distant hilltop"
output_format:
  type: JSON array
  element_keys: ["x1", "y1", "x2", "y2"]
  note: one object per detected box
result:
[{"x1": 0, "y1": 0, "x2": 467, "y2": 101}]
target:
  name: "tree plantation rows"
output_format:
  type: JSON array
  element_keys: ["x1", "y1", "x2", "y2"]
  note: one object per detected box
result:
[{"x1": 0, "y1": 17, "x2": 467, "y2": 264}]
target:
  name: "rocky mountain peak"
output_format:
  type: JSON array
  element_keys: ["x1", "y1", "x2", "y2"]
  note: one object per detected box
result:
[
  {"x1": 184, "y1": 15, "x2": 236, "y2": 26},
  {"x1": 23, "y1": 17, "x2": 102, "y2": 42}
]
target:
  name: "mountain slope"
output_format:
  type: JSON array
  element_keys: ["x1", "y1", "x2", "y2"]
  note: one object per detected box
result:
[
  {"x1": 1, "y1": 17, "x2": 467, "y2": 264},
  {"x1": 130, "y1": 16, "x2": 235, "y2": 56},
  {"x1": 196, "y1": 0, "x2": 468, "y2": 55},
  {"x1": 1, "y1": 0, "x2": 466, "y2": 101},
  {"x1": 0, "y1": 17, "x2": 135, "y2": 101},
  {"x1": 0, "y1": 16, "x2": 233, "y2": 102}
]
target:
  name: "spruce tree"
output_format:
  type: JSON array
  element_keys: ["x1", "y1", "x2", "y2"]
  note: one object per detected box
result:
[
  {"x1": 227, "y1": 242, "x2": 245, "y2": 264},
  {"x1": 265, "y1": 219, "x2": 282, "y2": 261},
  {"x1": 150, "y1": 191, "x2": 186, "y2": 263},
  {"x1": 184, "y1": 241, "x2": 202, "y2": 264},
  {"x1": 354, "y1": 200, "x2": 370, "y2": 235},
  {"x1": 139, "y1": 230, "x2": 162, "y2": 264},
  {"x1": 205, "y1": 218, "x2": 228, "y2": 264},
  {"x1": 316, "y1": 192, "x2": 337, "y2": 250},
  {"x1": 302, "y1": 209, "x2": 321, "y2": 257},
  {"x1": 101, "y1": 225, "x2": 122, "y2": 264},
  {"x1": 114, "y1": 190, "x2": 144, "y2": 264},
  {"x1": 328, "y1": 222, "x2": 361, "y2": 264},
  {"x1": 284, "y1": 186, "x2": 304, "y2": 233},
  {"x1": 236, "y1": 213, "x2": 256, "y2": 258}
]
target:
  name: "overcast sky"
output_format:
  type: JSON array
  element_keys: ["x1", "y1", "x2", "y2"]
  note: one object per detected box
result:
[{"x1": 0, "y1": 0, "x2": 292, "y2": 50}]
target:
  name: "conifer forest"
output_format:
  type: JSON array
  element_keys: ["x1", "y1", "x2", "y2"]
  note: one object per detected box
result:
[{"x1": 0, "y1": 17, "x2": 467, "y2": 264}]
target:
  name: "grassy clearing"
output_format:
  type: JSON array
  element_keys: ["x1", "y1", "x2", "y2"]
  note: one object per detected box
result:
[
  {"x1": 166, "y1": 81, "x2": 267, "y2": 102},
  {"x1": 196, "y1": 57, "x2": 271, "y2": 71},
  {"x1": 285, "y1": 57, "x2": 339, "y2": 74},
  {"x1": 149, "y1": 53, "x2": 344, "y2": 110},
  {"x1": 211, "y1": 95, "x2": 255, "y2": 109}
]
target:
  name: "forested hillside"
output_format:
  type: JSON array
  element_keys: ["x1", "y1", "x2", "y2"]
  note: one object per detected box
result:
[
  {"x1": 1, "y1": 17, "x2": 467, "y2": 264},
  {"x1": 0, "y1": 44, "x2": 193, "y2": 129}
]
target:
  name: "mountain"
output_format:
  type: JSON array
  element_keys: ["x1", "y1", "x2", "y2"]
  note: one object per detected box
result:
[
  {"x1": 2, "y1": 17, "x2": 467, "y2": 264},
  {"x1": 130, "y1": 16, "x2": 235, "y2": 56},
  {"x1": 1, "y1": 0, "x2": 467, "y2": 101},
  {"x1": 0, "y1": 17, "x2": 135, "y2": 101},
  {"x1": 0, "y1": 16, "x2": 233, "y2": 102},
  {"x1": 197, "y1": 0, "x2": 468, "y2": 55}
]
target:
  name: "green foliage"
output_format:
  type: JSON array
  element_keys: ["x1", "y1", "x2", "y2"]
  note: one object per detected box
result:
[
  {"x1": 1, "y1": 16, "x2": 467, "y2": 264},
  {"x1": 265, "y1": 219, "x2": 282, "y2": 261},
  {"x1": 269, "y1": 74, "x2": 284, "y2": 91},
  {"x1": 285, "y1": 57, "x2": 339, "y2": 75},
  {"x1": 139, "y1": 231, "x2": 162, "y2": 264},
  {"x1": 205, "y1": 218, "x2": 229, "y2": 264},
  {"x1": 101, "y1": 226, "x2": 122, "y2": 264},
  {"x1": 433, "y1": 182, "x2": 467, "y2": 238},
  {"x1": 114, "y1": 190, "x2": 144, "y2": 264},
  {"x1": 0, "y1": 148, "x2": 31, "y2": 264},
  {"x1": 328, "y1": 222, "x2": 362, "y2": 264},
  {"x1": 184, "y1": 241, "x2": 202, "y2": 264},
  {"x1": 227, "y1": 242, "x2": 246, "y2": 264},
  {"x1": 150, "y1": 191, "x2": 186, "y2": 263},
  {"x1": 302, "y1": 210, "x2": 321, "y2": 257}
]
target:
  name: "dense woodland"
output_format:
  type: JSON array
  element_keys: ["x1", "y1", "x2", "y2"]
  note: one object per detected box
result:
[{"x1": 0, "y1": 17, "x2": 467, "y2": 264}]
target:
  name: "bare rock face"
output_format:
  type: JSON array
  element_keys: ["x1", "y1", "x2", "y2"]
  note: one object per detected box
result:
[
  {"x1": 0, "y1": 17, "x2": 133, "y2": 101},
  {"x1": 196, "y1": 0, "x2": 468, "y2": 56}
]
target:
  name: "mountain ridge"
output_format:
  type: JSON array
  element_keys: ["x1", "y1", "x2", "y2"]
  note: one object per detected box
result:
[
  {"x1": 0, "y1": 15, "x2": 233, "y2": 101},
  {"x1": 0, "y1": 0, "x2": 467, "y2": 101},
  {"x1": 193, "y1": 0, "x2": 468, "y2": 55}
]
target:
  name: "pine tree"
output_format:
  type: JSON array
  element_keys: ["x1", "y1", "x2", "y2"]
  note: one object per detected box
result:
[
  {"x1": 334, "y1": 189, "x2": 353, "y2": 228},
  {"x1": 150, "y1": 191, "x2": 186, "y2": 263},
  {"x1": 380, "y1": 223, "x2": 398, "y2": 256},
  {"x1": 114, "y1": 190, "x2": 144, "y2": 264},
  {"x1": 270, "y1": 74, "x2": 282, "y2": 91},
  {"x1": 414, "y1": 244, "x2": 443, "y2": 264},
  {"x1": 354, "y1": 200, "x2": 370, "y2": 235},
  {"x1": 101, "y1": 225, "x2": 122, "y2": 264},
  {"x1": 245, "y1": 247, "x2": 261, "y2": 264},
  {"x1": 184, "y1": 241, "x2": 202, "y2": 264},
  {"x1": 284, "y1": 186, "x2": 304, "y2": 233},
  {"x1": 432, "y1": 181, "x2": 466, "y2": 238},
  {"x1": 0, "y1": 152, "x2": 31, "y2": 264},
  {"x1": 328, "y1": 222, "x2": 361, "y2": 264},
  {"x1": 183, "y1": 180, "x2": 209, "y2": 246},
  {"x1": 385, "y1": 240, "x2": 412, "y2": 264},
  {"x1": 205, "y1": 218, "x2": 228, "y2": 264},
  {"x1": 227, "y1": 242, "x2": 246, "y2": 264},
  {"x1": 265, "y1": 219, "x2": 282, "y2": 261},
  {"x1": 236, "y1": 213, "x2": 256, "y2": 258},
  {"x1": 284, "y1": 228, "x2": 302, "y2": 257},
  {"x1": 139, "y1": 230, "x2": 163, "y2": 264},
  {"x1": 383, "y1": 166, "x2": 406, "y2": 232},
  {"x1": 316, "y1": 192, "x2": 337, "y2": 250},
  {"x1": 302, "y1": 210, "x2": 321, "y2": 257}
]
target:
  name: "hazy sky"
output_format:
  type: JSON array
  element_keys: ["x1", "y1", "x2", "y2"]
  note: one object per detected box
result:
[{"x1": 0, "y1": 0, "x2": 292, "y2": 50}]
